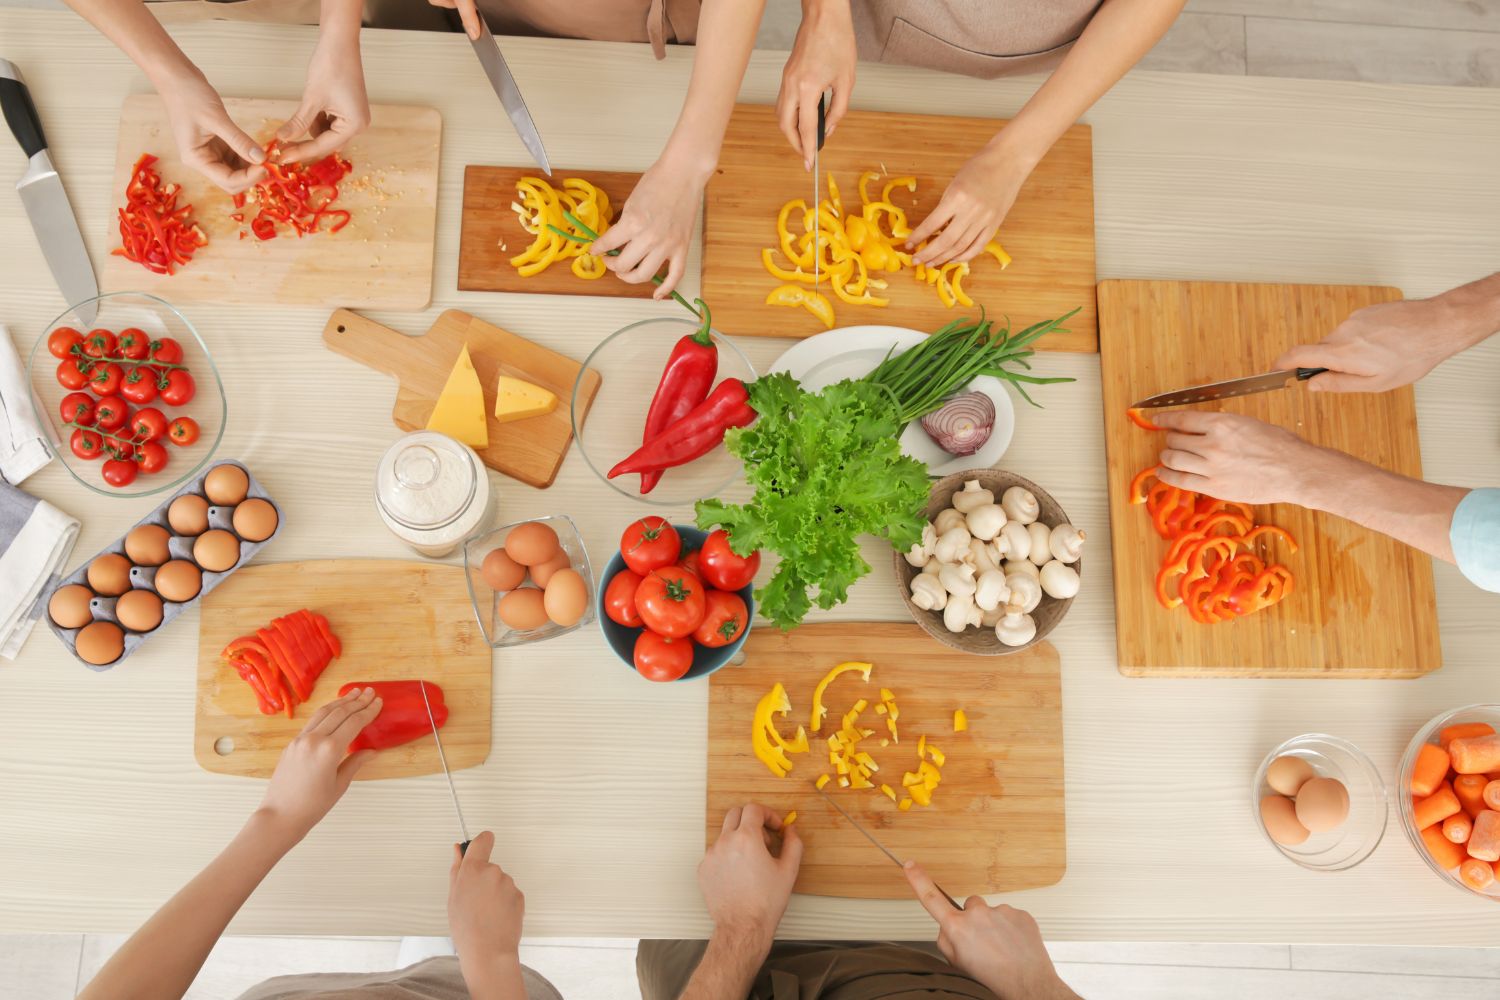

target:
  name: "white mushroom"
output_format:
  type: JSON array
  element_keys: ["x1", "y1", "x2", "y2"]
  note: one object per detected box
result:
[
  {"x1": 909, "y1": 574, "x2": 948, "y2": 612},
  {"x1": 980, "y1": 605, "x2": 1006, "y2": 628},
  {"x1": 903, "y1": 523, "x2": 938, "y2": 568},
  {"x1": 950, "y1": 480, "x2": 995, "y2": 514},
  {"x1": 965, "y1": 503, "x2": 1006, "y2": 542},
  {"x1": 998, "y1": 522, "x2": 1031, "y2": 563},
  {"x1": 1001, "y1": 486, "x2": 1040, "y2": 525},
  {"x1": 934, "y1": 508, "x2": 967, "y2": 536},
  {"x1": 933, "y1": 527, "x2": 971, "y2": 565},
  {"x1": 938, "y1": 562, "x2": 977, "y2": 598},
  {"x1": 1039, "y1": 560, "x2": 1081, "y2": 600},
  {"x1": 1026, "y1": 522, "x2": 1053, "y2": 566},
  {"x1": 921, "y1": 559, "x2": 942, "y2": 577},
  {"x1": 1048, "y1": 523, "x2": 1086, "y2": 564},
  {"x1": 1004, "y1": 558, "x2": 1040, "y2": 582},
  {"x1": 943, "y1": 593, "x2": 983, "y2": 633},
  {"x1": 969, "y1": 537, "x2": 1000, "y2": 575},
  {"x1": 994, "y1": 602, "x2": 1037, "y2": 647},
  {"x1": 974, "y1": 569, "x2": 1010, "y2": 612},
  {"x1": 1006, "y1": 572, "x2": 1043, "y2": 613}
]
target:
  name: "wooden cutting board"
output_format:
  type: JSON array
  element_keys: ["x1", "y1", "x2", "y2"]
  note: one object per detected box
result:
[
  {"x1": 706, "y1": 623, "x2": 1065, "y2": 899},
  {"x1": 457, "y1": 165, "x2": 653, "y2": 298},
  {"x1": 322, "y1": 308, "x2": 601, "y2": 489},
  {"x1": 703, "y1": 104, "x2": 1096, "y2": 351},
  {"x1": 195, "y1": 560, "x2": 491, "y2": 780},
  {"x1": 101, "y1": 95, "x2": 440, "y2": 310},
  {"x1": 1098, "y1": 279, "x2": 1441, "y2": 678}
]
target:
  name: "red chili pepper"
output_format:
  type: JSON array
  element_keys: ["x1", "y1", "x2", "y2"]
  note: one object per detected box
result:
[
  {"x1": 337, "y1": 680, "x2": 447, "y2": 752},
  {"x1": 638, "y1": 300, "x2": 717, "y2": 494},
  {"x1": 609, "y1": 378, "x2": 756, "y2": 478}
]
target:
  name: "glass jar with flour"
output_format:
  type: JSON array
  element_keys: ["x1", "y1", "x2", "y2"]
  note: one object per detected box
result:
[{"x1": 375, "y1": 431, "x2": 492, "y2": 558}]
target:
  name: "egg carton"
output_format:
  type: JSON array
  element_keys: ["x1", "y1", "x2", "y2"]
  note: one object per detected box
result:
[{"x1": 45, "y1": 460, "x2": 282, "y2": 671}]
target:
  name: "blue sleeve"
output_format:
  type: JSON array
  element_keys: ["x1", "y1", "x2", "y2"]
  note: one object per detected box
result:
[{"x1": 1451, "y1": 488, "x2": 1500, "y2": 593}]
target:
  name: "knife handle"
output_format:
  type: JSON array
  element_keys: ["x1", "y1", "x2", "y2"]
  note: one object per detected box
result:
[
  {"x1": 815, "y1": 93, "x2": 827, "y2": 152},
  {"x1": 1295, "y1": 368, "x2": 1328, "y2": 381},
  {"x1": 458, "y1": 839, "x2": 471, "y2": 856},
  {"x1": 0, "y1": 60, "x2": 47, "y2": 159}
]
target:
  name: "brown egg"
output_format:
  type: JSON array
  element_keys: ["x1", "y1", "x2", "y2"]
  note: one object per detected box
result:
[
  {"x1": 543, "y1": 569, "x2": 588, "y2": 627},
  {"x1": 504, "y1": 521, "x2": 560, "y2": 567},
  {"x1": 193, "y1": 530, "x2": 240, "y2": 573},
  {"x1": 204, "y1": 464, "x2": 250, "y2": 506},
  {"x1": 1260, "y1": 794, "x2": 1310, "y2": 846},
  {"x1": 154, "y1": 560, "x2": 202, "y2": 603},
  {"x1": 124, "y1": 524, "x2": 172, "y2": 566},
  {"x1": 231, "y1": 498, "x2": 279, "y2": 542},
  {"x1": 75, "y1": 620, "x2": 125, "y2": 666},
  {"x1": 1266, "y1": 755, "x2": 1315, "y2": 797},
  {"x1": 481, "y1": 547, "x2": 526, "y2": 591},
  {"x1": 497, "y1": 587, "x2": 549, "y2": 631},
  {"x1": 48, "y1": 584, "x2": 95, "y2": 629},
  {"x1": 87, "y1": 553, "x2": 133, "y2": 597},
  {"x1": 116, "y1": 589, "x2": 164, "y2": 633},
  {"x1": 530, "y1": 551, "x2": 572, "y2": 589},
  {"x1": 1295, "y1": 777, "x2": 1350, "y2": 833},
  {"x1": 168, "y1": 494, "x2": 210, "y2": 536}
]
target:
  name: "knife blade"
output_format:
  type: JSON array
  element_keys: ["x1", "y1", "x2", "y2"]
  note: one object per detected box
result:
[
  {"x1": 812, "y1": 92, "x2": 825, "y2": 291},
  {"x1": 1, "y1": 60, "x2": 98, "y2": 326},
  {"x1": 419, "y1": 681, "x2": 471, "y2": 855},
  {"x1": 469, "y1": 15, "x2": 551, "y2": 175},
  {"x1": 813, "y1": 783, "x2": 961, "y2": 910},
  {"x1": 1130, "y1": 367, "x2": 1328, "y2": 410}
]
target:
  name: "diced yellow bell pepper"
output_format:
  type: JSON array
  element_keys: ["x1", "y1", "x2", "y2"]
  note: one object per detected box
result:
[
  {"x1": 875, "y1": 703, "x2": 887, "y2": 716},
  {"x1": 815, "y1": 774, "x2": 831, "y2": 791},
  {"x1": 850, "y1": 771, "x2": 873, "y2": 790},
  {"x1": 783, "y1": 810, "x2": 797, "y2": 827},
  {"x1": 880, "y1": 738, "x2": 889, "y2": 747},
  {"x1": 917, "y1": 734, "x2": 926, "y2": 759},
  {"x1": 838, "y1": 776, "x2": 850, "y2": 788},
  {"x1": 880, "y1": 784, "x2": 897, "y2": 803},
  {"x1": 886, "y1": 717, "x2": 899, "y2": 743},
  {"x1": 954, "y1": 709, "x2": 968, "y2": 732},
  {"x1": 929, "y1": 747, "x2": 946, "y2": 768},
  {"x1": 902, "y1": 771, "x2": 923, "y2": 788},
  {"x1": 810, "y1": 661, "x2": 872, "y2": 733},
  {"x1": 899, "y1": 798, "x2": 913, "y2": 812},
  {"x1": 909, "y1": 784, "x2": 932, "y2": 807},
  {"x1": 983, "y1": 240, "x2": 1012, "y2": 269}
]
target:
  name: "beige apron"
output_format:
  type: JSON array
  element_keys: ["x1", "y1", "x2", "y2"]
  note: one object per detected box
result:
[
  {"x1": 231, "y1": 956, "x2": 561, "y2": 1000},
  {"x1": 852, "y1": 0, "x2": 1105, "y2": 78},
  {"x1": 474, "y1": 0, "x2": 702, "y2": 58}
]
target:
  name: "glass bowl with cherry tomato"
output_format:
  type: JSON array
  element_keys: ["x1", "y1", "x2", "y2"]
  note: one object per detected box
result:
[
  {"x1": 27, "y1": 292, "x2": 225, "y2": 498},
  {"x1": 596, "y1": 519, "x2": 758, "y2": 682}
]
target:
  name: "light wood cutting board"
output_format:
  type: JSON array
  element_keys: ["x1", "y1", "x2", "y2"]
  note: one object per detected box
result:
[
  {"x1": 195, "y1": 560, "x2": 491, "y2": 779},
  {"x1": 703, "y1": 104, "x2": 1096, "y2": 351},
  {"x1": 322, "y1": 308, "x2": 601, "y2": 489},
  {"x1": 707, "y1": 623, "x2": 1065, "y2": 899},
  {"x1": 102, "y1": 95, "x2": 440, "y2": 310},
  {"x1": 457, "y1": 165, "x2": 653, "y2": 298},
  {"x1": 1098, "y1": 279, "x2": 1441, "y2": 678}
]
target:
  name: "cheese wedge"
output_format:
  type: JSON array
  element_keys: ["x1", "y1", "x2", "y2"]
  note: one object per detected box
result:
[
  {"x1": 426, "y1": 344, "x2": 488, "y2": 448},
  {"x1": 494, "y1": 375, "x2": 557, "y2": 423}
]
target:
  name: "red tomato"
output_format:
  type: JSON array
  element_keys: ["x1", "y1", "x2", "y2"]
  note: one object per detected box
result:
[
  {"x1": 699, "y1": 529, "x2": 762, "y2": 591},
  {"x1": 136, "y1": 440, "x2": 169, "y2": 475},
  {"x1": 604, "y1": 570, "x2": 645, "y2": 628},
  {"x1": 159, "y1": 369, "x2": 195, "y2": 406},
  {"x1": 88, "y1": 362, "x2": 124, "y2": 397},
  {"x1": 69, "y1": 428, "x2": 104, "y2": 461},
  {"x1": 619, "y1": 516, "x2": 681, "y2": 575},
  {"x1": 679, "y1": 549, "x2": 701, "y2": 578},
  {"x1": 59, "y1": 391, "x2": 96, "y2": 427},
  {"x1": 150, "y1": 337, "x2": 183, "y2": 365},
  {"x1": 635, "y1": 566, "x2": 707, "y2": 638},
  {"x1": 47, "y1": 327, "x2": 83, "y2": 360},
  {"x1": 102, "y1": 457, "x2": 139, "y2": 488},
  {"x1": 693, "y1": 590, "x2": 749, "y2": 648},
  {"x1": 93, "y1": 396, "x2": 130, "y2": 432},
  {"x1": 116, "y1": 328, "x2": 150, "y2": 361},
  {"x1": 131, "y1": 407, "x2": 168, "y2": 442},
  {"x1": 118, "y1": 366, "x2": 159, "y2": 404},
  {"x1": 633, "y1": 631, "x2": 692, "y2": 682},
  {"x1": 81, "y1": 329, "x2": 116, "y2": 359},
  {"x1": 167, "y1": 416, "x2": 200, "y2": 447},
  {"x1": 56, "y1": 358, "x2": 90, "y2": 391}
]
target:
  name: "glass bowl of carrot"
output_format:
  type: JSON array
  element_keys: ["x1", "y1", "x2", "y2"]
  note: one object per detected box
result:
[{"x1": 1399, "y1": 705, "x2": 1500, "y2": 900}]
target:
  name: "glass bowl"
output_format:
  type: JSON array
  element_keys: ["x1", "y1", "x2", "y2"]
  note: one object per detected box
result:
[
  {"x1": 570, "y1": 317, "x2": 755, "y2": 508},
  {"x1": 463, "y1": 514, "x2": 595, "y2": 648},
  {"x1": 1398, "y1": 705, "x2": 1500, "y2": 901},
  {"x1": 1252, "y1": 733, "x2": 1387, "y2": 871},
  {"x1": 26, "y1": 292, "x2": 226, "y2": 498}
]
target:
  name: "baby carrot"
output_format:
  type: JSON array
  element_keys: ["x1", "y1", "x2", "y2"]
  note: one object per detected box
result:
[
  {"x1": 1444, "y1": 812, "x2": 1474, "y2": 845},
  {"x1": 1485, "y1": 781, "x2": 1500, "y2": 812},
  {"x1": 1460, "y1": 857, "x2": 1496, "y2": 891},
  {"x1": 1455, "y1": 774, "x2": 1489, "y2": 819},
  {"x1": 1440, "y1": 722, "x2": 1496, "y2": 748},
  {"x1": 1422, "y1": 822, "x2": 1469, "y2": 870},
  {"x1": 1413, "y1": 782, "x2": 1462, "y2": 831},
  {"x1": 1450, "y1": 734, "x2": 1500, "y2": 774},
  {"x1": 1469, "y1": 811, "x2": 1500, "y2": 862},
  {"x1": 1410, "y1": 743, "x2": 1452, "y2": 797}
]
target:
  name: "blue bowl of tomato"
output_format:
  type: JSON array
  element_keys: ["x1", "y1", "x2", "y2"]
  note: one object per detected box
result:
[{"x1": 595, "y1": 523, "x2": 757, "y2": 682}]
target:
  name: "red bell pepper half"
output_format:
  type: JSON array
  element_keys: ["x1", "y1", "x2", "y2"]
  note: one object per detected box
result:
[{"x1": 337, "y1": 680, "x2": 447, "y2": 752}]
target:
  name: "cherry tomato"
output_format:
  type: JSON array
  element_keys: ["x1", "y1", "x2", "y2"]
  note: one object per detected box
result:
[
  {"x1": 679, "y1": 549, "x2": 701, "y2": 578},
  {"x1": 88, "y1": 362, "x2": 124, "y2": 397},
  {"x1": 699, "y1": 529, "x2": 762, "y2": 591},
  {"x1": 56, "y1": 358, "x2": 90, "y2": 391},
  {"x1": 635, "y1": 566, "x2": 707, "y2": 638},
  {"x1": 130, "y1": 407, "x2": 168, "y2": 442},
  {"x1": 150, "y1": 337, "x2": 183, "y2": 365},
  {"x1": 693, "y1": 590, "x2": 749, "y2": 648},
  {"x1": 69, "y1": 428, "x2": 104, "y2": 461},
  {"x1": 93, "y1": 395, "x2": 130, "y2": 432},
  {"x1": 135, "y1": 440, "x2": 169, "y2": 475},
  {"x1": 619, "y1": 516, "x2": 681, "y2": 576},
  {"x1": 81, "y1": 329, "x2": 117, "y2": 359},
  {"x1": 118, "y1": 366, "x2": 159, "y2": 405},
  {"x1": 116, "y1": 328, "x2": 150, "y2": 361},
  {"x1": 159, "y1": 369, "x2": 195, "y2": 406},
  {"x1": 102, "y1": 457, "x2": 139, "y2": 488},
  {"x1": 167, "y1": 416, "x2": 200, "y2": 447},
  {"x1": 633, "y1": 631, "x2": 692, "y2": 682},
  {"x1": 59, "y1": 391, "x2": 96, "y2": 427},
  {"x1": 603, "y1": 570, "x2": 645, "y2": 628},
  {"x1": 47, "y1": 327, "x2": 83, "y2": 360}
]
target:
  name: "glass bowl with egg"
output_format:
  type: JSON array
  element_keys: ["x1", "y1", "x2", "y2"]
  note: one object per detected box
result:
[
  {"x1": 463, "y1": 514, "x2": 595, "y2": 648},
  {"x1": 1398, "y1": 705, "x2": 1500, "y2": 900},
  {"x1": 1253, "y1": 734, "x2": 1387, "y2": 871}
]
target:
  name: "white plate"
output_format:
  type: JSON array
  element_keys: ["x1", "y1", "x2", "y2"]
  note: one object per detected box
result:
[{"x1": 769, "y1": 325, "x2": 1015, "y2": 477}]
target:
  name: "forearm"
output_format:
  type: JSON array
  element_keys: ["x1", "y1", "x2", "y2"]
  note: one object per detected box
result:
[
  {"x1": 1299, "y1": 451, "x2": 1467, "y2": 564},
  {"x1": 62, "y1": 0, "x2": 199, "y2": 90},
  {"x1": 318, "y1": 0, "x2": 363, "y2": 42},
  {"x1": 460, "y1": 954, "x2": 528, "y2": 1000},
  {"x1": 679, "y1": 926, "x2": 773, "y2": 1000},
  {"x1": 657, "y1": 0, "x2": 766, "y2": 183},
  {"x1": 1428, "y1": 272, "x2": 1500, "y2": 357}
]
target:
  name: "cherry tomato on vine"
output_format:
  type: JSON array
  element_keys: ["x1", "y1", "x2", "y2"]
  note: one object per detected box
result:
[
  {"x1": 56, "y1": 358, "x2": 90, "y2": 391},
  {"x1": 159, "y1": 369, "x2": 195, "y2": 407},
  {"x1": 699, "y1": 529, "x2": 761, "y2": 591},
  {"x1": 116, "y1": 328, "x2": 150, "y2": 361},
  {"x1": 635, "y1": 566, "x2": 707, "y2": 638},
  {"x1": 69, "y1": 428, "x2": 104, "y2": 461},
  {"x1": 81, "y1": 329, "x2": 117, "y2": 359},
  {"x1": 47, "y1": 327, "x2": 83, "y2": 360},
  {"x1": 93, "y1": 395, "x2": 130, "y2": 432},
  {"x1": 693, "y1": 590, "x2": 749, "y2": 648},
  {"x1": 88, "y1": 362, "x2": 124, "y2": 397},
  {"x1": 59, "y1": 391, "x2": 96, "y2": 427},
  {"x1": 619, "y1": 516, "x2": 681, "y2": 576},
  {"x1": 135, "y1": 440, "x2": 169, "y2": 475},
  {"x1": 633, "y1": 631, "x2": 692, "y2": 682},
  {"x1": 130, "y1": 407, "x2": 168, "y2": 442},
  {"x1": 118, "y1": 366, "x2": 159, "y2": 405},
  {"x1": 603, "y1": 570, "x2": 645, "y2": 628},
  {"x1": 102, "y1": 457, "x2": 139, "y2": 488},
  {"x1": 167, "y1": 416, "x2": 200, "y2": 447},
  {"x1": 149, "y1": 338, "x2": 182, "y2": 365}
]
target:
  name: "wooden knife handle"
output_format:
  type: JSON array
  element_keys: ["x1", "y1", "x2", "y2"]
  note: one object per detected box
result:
[{"x1": 321, "y1": 308, "x2": 434, "y2": 379}]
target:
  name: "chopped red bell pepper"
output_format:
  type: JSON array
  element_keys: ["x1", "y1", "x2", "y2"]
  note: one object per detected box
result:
[
  {"x1": 111, "y1": 153, "x2": 208, "y2": 275},
  {"x1": 337, "y1": 680, "x2": 447, "y2": 752},
  {"x1": 222, "y1": 609, "x2": 341, "y2": 717},
  {"x1": 310, "y1": 612, "x2": 342, "y2": 659}
]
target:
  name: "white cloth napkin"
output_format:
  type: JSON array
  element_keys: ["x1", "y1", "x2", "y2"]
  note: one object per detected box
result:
[
  {"x1": 0, "y1": 480, "x2": 79, "y2": 659},
  {"x1": 0, "y1": 322, "x2": 55, "y2": 485}
]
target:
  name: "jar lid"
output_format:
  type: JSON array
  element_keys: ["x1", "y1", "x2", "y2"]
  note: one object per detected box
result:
[{"x1": 375, "y1": 432, "x2": 479, "y2": 533}]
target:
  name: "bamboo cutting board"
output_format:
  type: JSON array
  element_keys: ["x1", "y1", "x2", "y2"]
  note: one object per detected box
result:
[
  {"x1": 322, "y1": 308, "x2": 601, "y2": 489},
  {"x1": 101, "y1": 95, "x2": 440, "y2": 309},
  {"x1": 706, "y1": 623, "x2": 1065, "y2": 899},
  {"x1": 703, "y1": 104, "x2": 1096, "y2": 350},
  {"x1": 457, "y1": 165, "x2": 653, "y2": 297},
  {"x1": 195, "y1": 560, "x2": 491, "y2": 779},
  {"x1": 1098, "y1": 279, "x2": 1441, "y2": 678}
]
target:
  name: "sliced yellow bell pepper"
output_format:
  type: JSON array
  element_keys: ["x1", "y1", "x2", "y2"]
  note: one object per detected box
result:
[
  {"x1": 783, "y1": 810, "x2": 797, "y2": 827},
  {"x1": 761, "y1": 247, "x2": 821, "y2": 284},
  {"x1": 810, "y1": 661, "x2": 872, "y2": 733},
  {"x1": 983, "y1": 240, "x2": 1012, "y2": 269},
  {"x1": 765, "y1": 284, "x2": 836, "y2": 329},
  {"x1": 752, "y1": 682, "x2": 809, "y2": 778},
  {"x1": 881, "y1": 176, "x2": 917, "y2": 205},
  {"x1": 954, "y1": 709, "x2": 968, "y2": 732},
  {"x1": 880, "y1": 784, "x2": 897, "y2": 803},
  {"x1": 857, "y1": 170, "x2": 881, "y2": 208},
  {"x1": 899, "y1": 797, "x2": 913, "y2": 812},
  {"x1": 826, "y1": 172, "x2": 842, "y2": 216},
  {"x1": 509, "y1": 176, "x2": 616, "y2": 279},
  {"x1": 815, "y1": 774, "x2": 831, "y2": 791}
]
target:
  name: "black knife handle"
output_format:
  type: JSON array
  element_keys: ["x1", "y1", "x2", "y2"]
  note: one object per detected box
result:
[
  {"x1": 1295, "y1": 367, "x2": 1329, "y2": 381},
  {"x1": 458, "y1": 839, "x2": 471, "y2": 856},
  {"x1": 815, "y1": 93, "x2": 826, "y2": 152},
  {"x1": 0, "y1": 60, "x2": 47, "y2": 159}
]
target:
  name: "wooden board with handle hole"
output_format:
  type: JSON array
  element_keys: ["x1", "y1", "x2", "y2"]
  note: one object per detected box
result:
[
  {"x1": 707, "y1": 623, "x2": 1064, "y2": 899},
  {"x1": 322, "y1": 308, "x2": 600, "y2": 489}
]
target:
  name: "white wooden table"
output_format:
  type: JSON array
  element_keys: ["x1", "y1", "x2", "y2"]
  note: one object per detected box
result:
[{"x1": 2, "y1": 9, "x2": 1499, "y2": 944}]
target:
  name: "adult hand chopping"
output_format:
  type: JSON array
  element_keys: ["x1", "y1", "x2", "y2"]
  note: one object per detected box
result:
[{"x1": 776, "y1": 0, "x2": 857, "y2": 167}]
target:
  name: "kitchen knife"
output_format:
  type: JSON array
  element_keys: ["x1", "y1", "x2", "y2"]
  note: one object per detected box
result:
[
  {"x1": 469, "y1": 14, "x2": 551, "y2": 175},
  {"x1": 1130, "y1": 367, "x2": 1329, "y2": 410},
  {"x1": 420, "y1": 680, "x2": 471, "y2": 855},
  {"x1": 812, "y1": 92, "x2": 825, "y2": 290},
  {"x1": 1, "y1": 60, "x2": 98, "y2": 326},
  {"x1": 813, "y1": 783, "x2": 962, "y2": 911}
]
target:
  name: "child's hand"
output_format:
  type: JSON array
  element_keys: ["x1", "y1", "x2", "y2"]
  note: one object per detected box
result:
[{"x1": 256, "y1": 686, "x2": 382, "y2": 839}]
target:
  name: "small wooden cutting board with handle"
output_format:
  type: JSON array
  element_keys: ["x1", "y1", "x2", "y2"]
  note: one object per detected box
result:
[
  {"x1": 195, "y1": 560, "x2": 491, "y2": 780},
  {"x1": 707, "y1": 623, "x2": 1065, "y2": 899},
  {"x1": 323, "y1": 308, "x2": 601, "y2": 489}
]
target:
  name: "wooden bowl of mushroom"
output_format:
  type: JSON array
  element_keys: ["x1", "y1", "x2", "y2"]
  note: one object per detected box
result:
[{"x1": 892, "y1": 469, "x2": 1084, "y2": 656}]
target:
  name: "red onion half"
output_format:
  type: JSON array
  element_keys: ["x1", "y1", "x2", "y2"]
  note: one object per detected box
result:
[{"x1": 920, "y1": 391, "x2": 994, "y2": 456}]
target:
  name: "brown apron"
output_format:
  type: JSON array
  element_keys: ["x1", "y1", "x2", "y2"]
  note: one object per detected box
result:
[
  {"x1": 474, "y1": 0, "x2": 702, "y2": 59},
  {"x1": 231, "y1": 956, "x2": 561, "y2": 1000},
  {"x1": 852, "y1": 0, "x2": 1105, "y2": 78}
]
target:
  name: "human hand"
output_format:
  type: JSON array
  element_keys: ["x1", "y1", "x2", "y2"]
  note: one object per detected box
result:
[
  {"x1": 1150, "y1": 410, "x2": 1329, "y2": 506},
  {"x1": 1275, "y1": 296, "x2": 1468, "y2": 394},
  {"x1": 448, "y1": 831, "x2": 526, "y2": 988},
  {"x1": 276, "y1": 26, "x2": 370, "y2": 163},
  {"x1": 776, "y1": 0, "x2": 857, "y2": 168},
  {"x1": 427, "y1": 0, "x2": 482, "y2": 39},
  {"x1": 699, "y1": 804, "x2": 803, "y2": 945},
  {"x1": 589, "y1": 159, "x2": 704, "y2": 298},
  {"x1": 907, "y1": 144, "x2": 1035, "y2": 266},
  {"x1": 256, "y1": 686, "x2": 381, "y2": 839},
  {"x1": 159, "y1": 70, "x2": 268, "y2": 193},
  {"x1": 905, "y1": 861, "x2": 1078, "y2": 1000}
]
